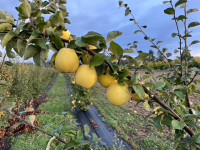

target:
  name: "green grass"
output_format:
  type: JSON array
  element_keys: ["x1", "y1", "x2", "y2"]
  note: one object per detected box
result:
[
  {"x1": 12, "y1": 74, "x2": 79, "y2": 150},
  {"x1": 92, "y1": 84, "x2": 174, "y2": 150}
]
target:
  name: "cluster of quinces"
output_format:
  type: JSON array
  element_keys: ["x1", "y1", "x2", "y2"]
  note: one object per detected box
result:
[{"x1": 52, "y1": 31, "x2": 149, "y2": 106}]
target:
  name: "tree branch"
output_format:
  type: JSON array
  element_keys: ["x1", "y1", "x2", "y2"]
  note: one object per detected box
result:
[{"x1": 0, "y1": 105, "x2": 68, "y2": 145}]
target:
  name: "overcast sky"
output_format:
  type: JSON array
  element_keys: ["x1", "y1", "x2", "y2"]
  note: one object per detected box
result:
[{"x1": 0, "y1": 0, "x2": 199, "y2": 62}]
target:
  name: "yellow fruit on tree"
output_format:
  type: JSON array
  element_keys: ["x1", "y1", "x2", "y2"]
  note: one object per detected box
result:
[
  {"x1": 107, "y1": 83, "x2": 131, "y2": 106},
  {"x1": 87, "y1": 45, "x2": 97, "y2": 50},
  {"x1": 50, "y1": 52, "x2": 57, "y2": 69},
  {"x1": 132, "y1": 93, "x2": 149, "y2": 101},
  {"x1": 75, "y1": 64, "x2": 97, "y2": 89},
  {"x1": 60, "y1": 30, "x2": 71, "y2": 40},
  {"x1": 98, "y1": 71, "x2": 117, "y2": 88},
  {"x1": 55, "y1": 48, "x2": 79, "y2": 73}
]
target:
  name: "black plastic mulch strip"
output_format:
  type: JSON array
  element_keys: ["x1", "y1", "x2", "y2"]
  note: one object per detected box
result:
[{"x1": 65, "y1": 75, "x2": 133, "y2": 150}]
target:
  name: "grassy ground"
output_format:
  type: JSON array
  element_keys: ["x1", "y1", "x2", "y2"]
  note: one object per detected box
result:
[
  {"x1": 92, "y1": 84, "x2": 174, "y2": 150},
  {"x1": 12, "y1": 74, "x2": 79, "y2": 150}
]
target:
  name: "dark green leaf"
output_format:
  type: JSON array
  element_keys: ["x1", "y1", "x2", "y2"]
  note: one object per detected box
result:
[
  {"x1": 176, "y1": 15, "x2": 187, "y2": 21},
  {"x1": 17, "y1": 39, "x2": 27, "y2": 57},
  {"x1": 188, "y1": 22, "x2": 200, "y2": 28},
  {"x1": 157, "y1": 41, "x2": 163, "y2": 45},
  {"x1": 189, "y1": 40, "x2": 200, "y2": 46},
  {"x1": 24, "y1": 45, "x2": 40, "y2": 60},
  {"x1": 166, "y1": 53, "x2": 172, "y2": 57},
  {"x1": 133, "y1": 84, "x2": 145, "y2": 99},
  {"x1": 41, "y1": 9, "x2": 50, "y2": 14},
  {"x1": 49, "y1": 11, "x2": 64, "y2": 27},
  {"x1": 5, "y1": 61, "x2": 13, "y2": 66},
  {"x1": 172, "y1": 33, "x2": 178, "y2": 38},
  {"x1": 134, "y1": 30, "x2": 141, "y2": 34},
  {"x1": 175, "y1": 0, "x2": 187, "y2": 7},
  {"x1": 17, "y1": 1, "x2": 31, "y2": 19},
  {"x1": 171, "y1": 120, "x2": 186, "y2": 130},
  {"x1": 163, "y1": 1, "x2": 170, "y2": 4},
  {"x1": 164, "y1": 8, "x2": 175, "y2": 15},
  {"x1": 51, "y1": 34, "x2": 64, "y2": 49},
  {"x1": 125, "y1": 9, "x2": 131, "y2": 16},
  {"x1": 106, "y1": 31, "x2": 122, "y2": 43},
  {"x1": 153, "y1": 115, "x2": 163, "y2": 132},
  {"x1": 42, "y1": 1, "x2": 49, "y2": 7},
  {"x1": 154, "y1": 82, "x2": 166, "y2": 90},
  {"x1": 33, "y1": 50, "x2": 48, "y2": 66},
  {"x1": 174, "y1": 50, "x2": 179, "y2": 53},
  {"x1": 174, "y1": 91, "x2": 185, "y2": 101},
  {"x1": 162, "y1": 48, "x2": 168, "y2": 53},
  {"x1": 109, "y1": 41, "x2": 123, "y2": 57},
  {"x1": 118, "y1": 1, "x2": 123, "y2": 7},
  {"x1": 91, "y1": 55, "x2": 104, "y2": 67},
  {"x1": 118, "y1": 69, "x2": 129, "y2": 80},
  {"x1": 187, "y1": 8, "x2": 198, "y2": 14}
]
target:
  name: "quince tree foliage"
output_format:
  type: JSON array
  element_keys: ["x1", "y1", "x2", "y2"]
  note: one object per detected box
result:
[{"x1": 0, "y1": 0, "x2": 200, "y2": 149}]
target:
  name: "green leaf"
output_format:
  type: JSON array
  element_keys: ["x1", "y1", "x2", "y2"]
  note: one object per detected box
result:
[
  {"x1": 33, "y1": 50, "x2": 49, "y2": 66},
  {"x1": 144, "y1": 100, "x2": 151, "y2": 111},
  {"x1": 75, "y1": 129, "x2": 84, "y2": 142},
  {"x1": 0, "y1": 23, "x2": 12, "y2": 32},
  {"x1": 118, "y1": 1, "x2": 123, "y2": 7},
  {"x1": 153, "y1": 115, "x2": 163, "y2": 132},
  {"x1": 0, "y1": 10, "x2": 15, "y2": 24},
  {"x1": 59, "y1": 4, "x2": 67, "y2": 12},
  {"x1": 163, "y1": 1, "x2": 170, "y2": 4},
  {"x1": 154, "y1": 82, "x2": 166, "y2": 90},
  {"x1": 25, "y1": 115, "x2": 35, "y2": 126},
  {"x1": 187, "y1": 8, "x2": 198, "y2": 14},
  {"x1": 166, "y1": 53, "x2": 172, "y2": 57},
  {"x1": 17, "y1": 39, "x2": 27, "y2": 57},
  {"x1": 171, "y1": 120, "x2": 186, "y2": 130},
  {"x1": 109, "y1": 41, "x2": 123, "y2": 57},
  {"x1": 106, "y1": 31, "x2": 122, "y2": 43},
  {"x1": 42, "y1": 1, "x2": 49, "y2": 7},
  {"x1": 174, "y1": 50, "x2": 179, "y2": 53},
  {"x1": 164, "y1": 8, "x2": 175, "y2": 15},
  {"x1": 3, "y1": 102, "x2": 16, "y2": 111},
  {"x1": 134, "y1": 30, "x2": 141, "y2": 34},
  {"x1": 6, "y1": 50, "x2": 15, "y2": 58},
  {"x1": 174, "y1": 91, "x2": 185, "y2": 101},
  {"x1": 162, "y1": 48, "x2": 168, "y2": 53},
  {"x1": 133, "y1": 84, "x2": 145, "y2": 99},
  {"x1": 125, "y1": 8, "x2": 131, "y2": 16},
  {"x1": 175, "y1": 0, "x2": 187, "y2": 8},
  {"x1": 51, "y1": 34, "x2": 64, "y2": 49},
  {"x1": 188, "y1": 22, "x2": 200, "y2": 28},
  {"x1": 49, "y1": 11, "x2": 64, "y2": 27},
  {"x1": 75, "y1": 38, "x2": 86, "y2": 47},
  {"x1": 59, "y1": 0, "x2": 67, "y2": 4},
  {"x1": 84, "y1": 124, "x2": 90, "y2": 135},
  {"x1": 17, "y1": 0, "x2": 31, "y2": 19},
  {"x1": 0, "y1": 51, "x2": 2, "y2": 57},
  {"x1": 1, "y1": 32, "x2": 13, "y2": 48},
  {"x1": 172, "y1": 33, "x2": 178, "y2": 38},
  {"x1": 91, "y1": 55, "x2": 104, "y2": 67},
  {"x1": 5, "y1": 61, "x2": 13, "y2": 66},
  {"x1": 24, "y1": 45, "x2": 40, "y2": 60},
  {"x1": 157, "y1": 41, "x2": 163, "y2": 45},
  {"x1": 189, "y1": 40, "x2": 200, "y2": 46},
  {"x1": 177, "y1": 15, "x2": 187, "y2": 21},
  {"x1": 118, "y1": 69, "x2": 130, "y2": 80},
  {"x1": 137, "y1": 52, "x2": 149, "y2": 61}
]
